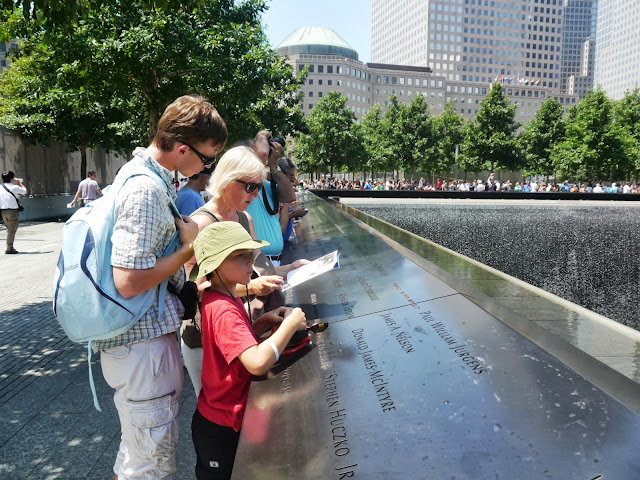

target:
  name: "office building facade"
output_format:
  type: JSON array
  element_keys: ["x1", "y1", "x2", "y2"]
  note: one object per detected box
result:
[
  {"x1": 278, "y1": 26, "x2": 553, "y2": 124},
  {"x1": 371, "y1": 0, "x2": 596, "y2": 104},
  {"x1": 594, "y1": 0, "x2": 640, "y2": 99},
  {"x1": 0, "y1": 40, "x2": 18, "y2": 73}
]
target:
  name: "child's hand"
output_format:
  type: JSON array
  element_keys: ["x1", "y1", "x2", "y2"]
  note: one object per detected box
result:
[
  {"x1": 252, "y1": 307, "x2": 292, "y2": 337},
  {"x1": 284, "y1": 307, "x2": 307, "y2": 332}
]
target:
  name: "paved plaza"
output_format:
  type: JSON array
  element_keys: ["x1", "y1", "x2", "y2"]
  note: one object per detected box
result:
[{"x1": 0, "y1": 222, "x2": 198, "y2": 479}]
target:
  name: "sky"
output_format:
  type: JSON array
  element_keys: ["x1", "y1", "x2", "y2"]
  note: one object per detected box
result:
[{"x1": 261, "y1": 0, "x2": 371, "y2": 63}]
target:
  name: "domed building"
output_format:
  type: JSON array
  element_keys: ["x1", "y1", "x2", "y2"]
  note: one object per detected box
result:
[
  {"x1": 276, "y1": 26, "x2": 359, "y2": 61},
  {"x1": 276, "y1": 26, "x2": 447, "y2": 118}
]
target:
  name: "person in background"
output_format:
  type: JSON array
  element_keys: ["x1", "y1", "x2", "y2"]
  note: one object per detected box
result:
[
  {"x1": 69, "y1": 170, "x2": 102, "y2": 207},
  {"x1": 176, "y1": 165, "x2": 213, "y2": 216},
  {"x1": 0, "y1": 171, "x2": 27, "y2": 254},
  {"x1": 245, "y1": 131, "x2": 296, "y2": 266},
  {"x1": 277, "y1": 157, "x2": 308, "y2": 244}
]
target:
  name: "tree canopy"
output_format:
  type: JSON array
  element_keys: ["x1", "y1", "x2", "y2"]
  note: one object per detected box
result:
[
  {"x1": 293, "y1": 91, "x2": 359, "y2": 177},
  {"x1": 551, "y1": 89, "x2": 626, "y2": 182},
  {"x1": 461, "y1": 82, "x2": 521, "y2": 173},
  {"x1": 433, "y1": 101, "x2": 465, "y2": 176},
  {"x1": 519, "y1": 98, "x2": 565, "y2": 180},
  {"x1": 0, "y1": 0, "x2": 305, "y2": 178}
]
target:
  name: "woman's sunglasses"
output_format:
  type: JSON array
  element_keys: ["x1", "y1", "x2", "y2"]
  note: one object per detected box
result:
[{"x1": 235, "y1": 179, "x2": 263, "y2": 193}]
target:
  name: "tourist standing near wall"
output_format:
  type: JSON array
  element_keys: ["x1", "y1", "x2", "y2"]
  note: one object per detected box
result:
[
  {"x1": 0, "y1": 170, "x2": 27, "y2": 254},
  {"x1": 69, "y1": 170, "x2": 102, "y2": 207}
]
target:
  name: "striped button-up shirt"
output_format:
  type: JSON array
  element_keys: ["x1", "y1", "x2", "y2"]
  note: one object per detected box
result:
[{"x1": 95, "y1": 148, "x2": 184, "y2": 350}]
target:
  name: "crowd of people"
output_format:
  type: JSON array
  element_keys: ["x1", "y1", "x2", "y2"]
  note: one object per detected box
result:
[
  {"x1": 306, "y1": 173, "x2": 640, "y2": 194},
  {"x1": 49, "y1": 96, "x2": 314, "y2": 480}
]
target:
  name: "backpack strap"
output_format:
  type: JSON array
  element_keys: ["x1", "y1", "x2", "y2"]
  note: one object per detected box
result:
[
  {"x1": 89, "y1": 166, "x2": 181, "y2": 412},
  {"x1": 111, "y1": 165, "x2": 182, "y2": 319}
]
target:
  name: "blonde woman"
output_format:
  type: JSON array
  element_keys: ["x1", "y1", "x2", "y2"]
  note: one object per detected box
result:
[{"x1": 182, "y1": 146, "x2": 307, "y2": 395}]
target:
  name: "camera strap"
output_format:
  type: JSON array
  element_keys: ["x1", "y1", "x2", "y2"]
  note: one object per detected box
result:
[{"x1": 261, "y1": 176, "x2": 280, "y2": 215}]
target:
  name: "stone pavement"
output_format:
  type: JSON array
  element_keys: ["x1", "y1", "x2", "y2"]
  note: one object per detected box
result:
[{"x1": 0, "y1": 222, "x2": 198, "y2": 479}]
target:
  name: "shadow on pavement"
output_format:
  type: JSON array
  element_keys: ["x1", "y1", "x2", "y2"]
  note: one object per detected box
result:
[{"x1": 0, "y1": 300, "x2": 197, "y2": 479}]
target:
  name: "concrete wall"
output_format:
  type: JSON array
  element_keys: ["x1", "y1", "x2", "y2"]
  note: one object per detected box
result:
[{"x1": 0, "y1": 126, "x2": 129, "y2": 196}]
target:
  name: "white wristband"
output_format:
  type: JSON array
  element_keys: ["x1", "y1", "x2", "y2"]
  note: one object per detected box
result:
[{"x1": 265, "y1": 339, "x2": 280, "y2": 362}]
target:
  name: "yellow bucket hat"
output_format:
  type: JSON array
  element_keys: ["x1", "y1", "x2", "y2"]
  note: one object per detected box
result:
[{"x1": 191, "y1": 221, "x2": 269, "y2": 281}]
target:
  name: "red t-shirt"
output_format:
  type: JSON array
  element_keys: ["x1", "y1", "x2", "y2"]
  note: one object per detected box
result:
[{"x1": 198, "y1": 290, "x2": 259, "y2": 430}]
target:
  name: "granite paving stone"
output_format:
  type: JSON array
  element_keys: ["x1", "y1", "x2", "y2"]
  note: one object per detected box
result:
[{"x1": 0, "y1": 222, "x2": 197, "y2": 479}]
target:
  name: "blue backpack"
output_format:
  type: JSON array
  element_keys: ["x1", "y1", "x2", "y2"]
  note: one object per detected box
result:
[{"x1": 53, "y1": 161, "x2": 181, "y2": 410}]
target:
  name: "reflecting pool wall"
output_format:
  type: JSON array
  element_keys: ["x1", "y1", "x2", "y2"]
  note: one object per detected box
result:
[{"x1": 349, "y1": 200, "x2": 640, "y2": 330}]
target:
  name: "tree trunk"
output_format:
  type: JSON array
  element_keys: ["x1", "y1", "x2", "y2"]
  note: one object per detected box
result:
[
  {"x1": 148, "y1": 107, "x2": 159, "y2": 143},
  {"x1": 80, "y1": 141, "x2": 88, "y2": 180}
]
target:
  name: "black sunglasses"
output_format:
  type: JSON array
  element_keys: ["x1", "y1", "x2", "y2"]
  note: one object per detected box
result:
[
  {"x1": 235, "y1": 179, "x2": 263, "y2": 193},
  {"x1": 184, "y1": 143, "x2": 217, "y2": 166}
]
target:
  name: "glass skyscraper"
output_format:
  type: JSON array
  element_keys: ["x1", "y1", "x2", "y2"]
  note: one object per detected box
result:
[
  {"x1": 594, "y1": 0, "x2": 640, "y2": 99},
  {"x1": 372, "y1": 0, "x2": 596, "y2": 98}
]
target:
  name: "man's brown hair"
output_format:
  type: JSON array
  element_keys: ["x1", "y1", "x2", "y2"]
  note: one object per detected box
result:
[{"x1": 153, "y1": 95, "x2": 228, "y2": 152}]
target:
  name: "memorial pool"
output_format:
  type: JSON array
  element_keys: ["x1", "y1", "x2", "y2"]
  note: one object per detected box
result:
[{"x1": 346, "y1": 199, "x2": 640, "y2": 330}]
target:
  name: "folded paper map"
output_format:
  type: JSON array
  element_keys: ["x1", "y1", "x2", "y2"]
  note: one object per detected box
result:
[{"x1": 282, "y1": 250, "x2": 340, "y2": 291}]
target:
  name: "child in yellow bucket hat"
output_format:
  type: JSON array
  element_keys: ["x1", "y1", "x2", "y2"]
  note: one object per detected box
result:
[{"x1": 190, "y1": 221, "x2": 306, "y2": 480}]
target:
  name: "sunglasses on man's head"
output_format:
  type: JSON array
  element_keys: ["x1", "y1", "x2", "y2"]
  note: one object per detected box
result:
[
  {"x1": 235, "y1": 179, "x2": 263, "y2": 193},
  {"x1": 183, "y1": 143, "x2": 217, "y2": 166}
]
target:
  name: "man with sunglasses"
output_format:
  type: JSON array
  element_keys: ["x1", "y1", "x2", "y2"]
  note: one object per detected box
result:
[
  {"x1": 246, "y1": 131, "x2": 296, "y2": 265},
  {"x1": 94, "y1": 95, "x2": 228, "y2": 480}
]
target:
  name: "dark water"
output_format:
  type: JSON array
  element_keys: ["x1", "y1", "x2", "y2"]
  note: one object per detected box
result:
[{"x1": 351, "y1": 202, "x2": 640, "y2": 330}]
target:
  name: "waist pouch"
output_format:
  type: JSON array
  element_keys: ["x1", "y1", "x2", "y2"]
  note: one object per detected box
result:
[
  {"x1": 168, "y1": 280, "x2": 199, "y2": 320},
  {"x1": 181, "y1": 315, "x2": 202, "y2": 349}
]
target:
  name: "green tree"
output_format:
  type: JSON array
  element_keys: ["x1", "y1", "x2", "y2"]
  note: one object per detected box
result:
[
  {"x1": 343, "y1": 122, "x2": 367, "y2": 180},
  {"x1": 294, "y1": 91, "x2": 358, "y2": 177},
  {"x1": 0, "y1": 41, "x2": 128, "y2": 178},
  {"x1": 461, "y1": 82, "x2": 521, "y2": 173},
  {"x1": 0, "y1": 0, "x2": 202, "y2": 37},
  {"x1": 0, "y1": 1, "x2": 305, "y2": 178},
  {"x1": 519, "y1": 98, "x2": 565, "y2": 181},
  {"x1": 397, "y1": 94, "x2": 435, "y2": 180},
  {"x1": 613, "y1": 88, "x2": 640, "y2": 179},
  {"x1": 551, "y1": 89, "x2": 626, "y2": 182},
  {"x1": 433, "y1": 101, "x2": 466, "y2": 177},
  {"x1": 358, "y1": 103, "x2": 388, "y2": 180},
  {"x1": 381, "y1": 95, "x2": 405, "y2": 179}
]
